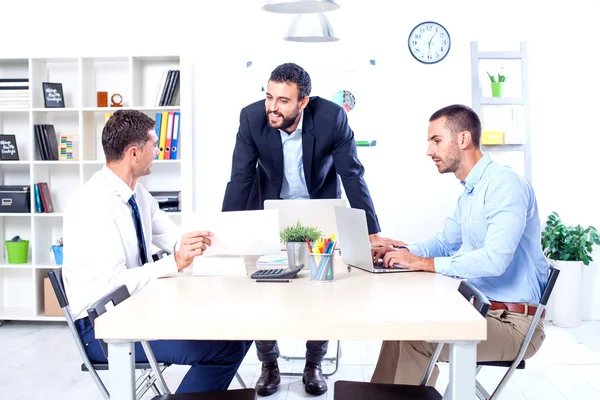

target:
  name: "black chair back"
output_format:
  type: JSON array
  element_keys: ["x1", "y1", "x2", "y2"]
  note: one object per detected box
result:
[
  {"x1": 86, "y1": 285, "x2": 131, "y2": 358},
  {"x1": 48, "y1": 269, "x2": 69, "y2": 308},
  {"x1": 458, "y1": 280, "x2": 491, "y2": 317},
  {"x1": 152, "y1": 250, "x2": 169, "y2": 262},
  {"x1": 540, "y1": 265, "x2": 560, "y2": 306}
]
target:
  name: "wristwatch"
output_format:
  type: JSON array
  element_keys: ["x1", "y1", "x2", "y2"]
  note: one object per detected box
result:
[{"x1": 394, "y1": 245, "x2": 409, "y2": 250}]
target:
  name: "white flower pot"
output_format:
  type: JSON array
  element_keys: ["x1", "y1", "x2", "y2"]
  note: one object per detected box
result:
[{"x1": 551, "y1": 260, "x2": 584, "y2": 328}]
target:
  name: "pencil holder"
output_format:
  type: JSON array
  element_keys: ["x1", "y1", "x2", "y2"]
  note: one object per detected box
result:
[
  {"x1": 51, "y1": 245, "x2": 63, "y2": 265},
  {"x1": 309, "y1": 253, "x2": 334, "y2": 282}
]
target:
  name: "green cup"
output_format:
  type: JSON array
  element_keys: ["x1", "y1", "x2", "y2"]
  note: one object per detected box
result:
[
  {"x1": 491, "y1": 82, "x2": 504, "y2": 98},
  {"x1": 6, "y1": 240, "x2": 29, "y2": 264}
]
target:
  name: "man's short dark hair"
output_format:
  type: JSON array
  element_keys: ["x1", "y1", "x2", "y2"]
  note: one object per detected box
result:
[
  {"x1": 269, "y1": 63, "x2": 312, "y2": 100},
  {"x1": 429, "y1": 104, "x2": 482, "y2": 147},
  {"x1": 102, "y1": 110, "x2": 155, "y2": 162}
]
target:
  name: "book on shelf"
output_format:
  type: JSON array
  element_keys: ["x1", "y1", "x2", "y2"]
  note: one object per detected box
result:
[
  {"x1": 155, "y1": 111, "x2": 181, "y2": 160},
  {"x1": 154, "y1": 70, "x2": 180, "y2": 107},
  {"x1": 34, "y1": 182, "x2": 55, "y2": 213},
  {"x1": 0, "y1": 134, "x2": 19, "y2": 160},
  {"x1": 0, "y1": 78, "x2": 29, "y2": 108},
  {"x1": 34, "y1": 124, "x2": 59, "y2": 160}
]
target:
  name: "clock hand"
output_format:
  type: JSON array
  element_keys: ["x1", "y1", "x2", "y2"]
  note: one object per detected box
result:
[{"x1": 427, "y1": 33, "x2": 436, "y2": 52}]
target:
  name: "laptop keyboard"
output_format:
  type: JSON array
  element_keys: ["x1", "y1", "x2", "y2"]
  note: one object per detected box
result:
[{"x1": 373, "y1": 260, "x2": 408, "y2": 270}]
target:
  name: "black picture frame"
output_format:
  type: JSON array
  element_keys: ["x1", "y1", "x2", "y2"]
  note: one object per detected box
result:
[
  {"x1": 42, "y1": 82, "x2": 65, "y2": 108},
  {"x1": 0, "y1": 134, "x2": 19, "y2": 160}
]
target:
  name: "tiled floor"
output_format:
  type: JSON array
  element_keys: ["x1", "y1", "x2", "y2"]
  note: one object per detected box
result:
[{"x1": 0, "y1": 320, "x2": 598, "y2": 399}]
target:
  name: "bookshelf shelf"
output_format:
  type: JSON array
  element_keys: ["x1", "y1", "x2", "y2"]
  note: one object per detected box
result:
[
  {"x1": 471, "y1": 41, "x2": 531, "y2": 181},
  {"x1": 0, "y1": 109, "x2": 29, "y2": 113},
  {"x1": 0, "y1": 55, "x2": 188, "y2": 323}
]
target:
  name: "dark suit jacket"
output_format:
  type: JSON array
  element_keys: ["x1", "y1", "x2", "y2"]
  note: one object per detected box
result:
[{"x1": 222, "y1": 96, "x2": 381, "y2": 234}]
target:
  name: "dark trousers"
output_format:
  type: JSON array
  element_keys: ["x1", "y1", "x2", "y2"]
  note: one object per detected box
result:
[
  {"x1": 256, "y1": 340, "x2": 328, "y2": 365},
  {"x1": 76, "y1": 317, "x2": 252, "y2": 394}
]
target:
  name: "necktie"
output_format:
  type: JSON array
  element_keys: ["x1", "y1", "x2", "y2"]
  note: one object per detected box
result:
[{"x1": 128, "y1": 195, "x2": 148, "y2": 266}]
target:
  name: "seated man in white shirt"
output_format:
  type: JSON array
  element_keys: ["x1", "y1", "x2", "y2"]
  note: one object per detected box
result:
[{"x1": 62, "y1": 109, "x2": 251, "y2": 394}]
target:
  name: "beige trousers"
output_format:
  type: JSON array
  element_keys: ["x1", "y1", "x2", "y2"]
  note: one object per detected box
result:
[{"x1": 371, "y1": 309, "x2": 546, "y2": 386}]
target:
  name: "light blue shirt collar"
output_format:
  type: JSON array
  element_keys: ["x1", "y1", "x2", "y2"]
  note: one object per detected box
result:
[{"x1": 462, "y1": 153, "x2": 493, "y2": 193}]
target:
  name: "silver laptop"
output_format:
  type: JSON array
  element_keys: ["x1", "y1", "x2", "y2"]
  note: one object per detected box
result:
[
  {"x1": 264, "y1": 199, "x2": 347, "y2": 249},
  {"x1": 334, "y1": 206, "x2": 411, "y2": 273}
]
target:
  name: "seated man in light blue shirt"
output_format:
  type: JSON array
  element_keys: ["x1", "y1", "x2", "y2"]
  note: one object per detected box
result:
[{"x1": 370, "y1": 104, "x2": 549, "y2": 386}]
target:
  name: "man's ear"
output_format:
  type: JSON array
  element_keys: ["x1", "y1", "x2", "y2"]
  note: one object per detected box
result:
[
  {"x1": 459, "y1": 131, "x2": 472, "y2": 149},
  {"x1": 299, "y1": 96, "x2": 309, "y2": 110},
  {"x1": 125, "y1": 145, "x2": 138, "y2": 160}
]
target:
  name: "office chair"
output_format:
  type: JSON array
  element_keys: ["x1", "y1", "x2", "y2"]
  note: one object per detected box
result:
[
  {"x1": 334, "y1": 280, "x2": 491, "y2": 400},
  {"x1": 47, "y1": 268, "x2": 167, "y2": 400},
  {"x1": 86, "y1": 284, "x2": 256, "y2": 400},
  {"x1": 466, "y1": 265, "x2": 560, "y2": 400}
]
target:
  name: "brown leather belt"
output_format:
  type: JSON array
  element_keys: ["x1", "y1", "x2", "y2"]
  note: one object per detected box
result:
[{"x1": 489, "y1": 301, "x2": 544, "y2": 318}]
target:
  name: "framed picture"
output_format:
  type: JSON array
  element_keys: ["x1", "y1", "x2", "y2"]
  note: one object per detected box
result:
[
  {"x1": 42, "y1": 82, "x2": 65, "y2": 108},
  {"x1": 0, "y1": 134, "x2": 19, "y2": 160}
]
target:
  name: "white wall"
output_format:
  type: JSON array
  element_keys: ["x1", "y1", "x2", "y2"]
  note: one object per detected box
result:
[{"x1": 3, "y1": 0, "x2": 599, "y2": 314}]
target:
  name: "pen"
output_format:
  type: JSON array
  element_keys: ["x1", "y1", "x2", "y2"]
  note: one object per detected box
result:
[{"x1": 255, "y1": 279, "x2": 292, "y2": 283}]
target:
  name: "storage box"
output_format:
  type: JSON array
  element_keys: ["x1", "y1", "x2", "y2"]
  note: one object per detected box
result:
[
  {"x1": 0, "y1": 185, "x2": 31, "y2": 213},
  {"x1": 43, "y1": 277, "x2": 62, "y2": 316},
  {"x1": 481, "y1": 131, "x2": 505, "y2": 145}
]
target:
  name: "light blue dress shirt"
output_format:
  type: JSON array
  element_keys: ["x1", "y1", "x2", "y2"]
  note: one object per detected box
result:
[
  {"x1": 279, "y1": 111, "x2": 310, "y2": 200},
  {"x1": 408, "y1": 153, "x2": 549, "y2": 304}
]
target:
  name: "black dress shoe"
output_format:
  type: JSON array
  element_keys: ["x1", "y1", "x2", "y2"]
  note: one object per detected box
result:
[
  {"x1": 255, "y1": 361, "x2": 280, "y2": 396},
  {"x1": 302, "y1": 361, "x2": 328, "y2": 395}
]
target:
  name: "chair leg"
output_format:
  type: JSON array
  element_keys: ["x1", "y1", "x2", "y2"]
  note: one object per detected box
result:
[
  {"x1": 134, "y1": 369, "x2": 154, "y2": 400},
  {"x1": 87, "y1": 367, "x2": 110, "y2": 400},
  {"x1": 141, "y1": 341, "x2": 171, "y2": 395},
  {"x1": 443, "y1": 383, "x2": 450, "y2": 399},
  {"x1": 151, "y1": 383, "x2": 161, "y2": 395},
  {"x1": 488, "y1": 366, "x2": 519, "y2": 400},
  {"x1": 235, "y1": 372, "x2": 247, "y2": 388},
  {"x1": 476, "y1": 380, "x2": 490, "y2": 400},
  {"x1": 279, "y1": 341, "x2": 341, "y2": 377}
]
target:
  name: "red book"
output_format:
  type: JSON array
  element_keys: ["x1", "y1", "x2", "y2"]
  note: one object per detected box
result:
[{"x1": 37, "y1": 182, "x2": 54, "y2": 213}]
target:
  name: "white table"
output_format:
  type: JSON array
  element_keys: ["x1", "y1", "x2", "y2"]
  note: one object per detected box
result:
[{"x1": 95, "y1": 259, "x2": 486, "y2": 399}]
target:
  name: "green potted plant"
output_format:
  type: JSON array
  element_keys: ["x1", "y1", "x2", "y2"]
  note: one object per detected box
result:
[
  {"x1": 541, "y1": 212, "x2": 600, "y2": 327},
  {"x1": 486, "y1": 68, "x2": 506, "y2": 98},
  {"x1": 280, "y1": 221, "x2": 322, "y2": 268}
]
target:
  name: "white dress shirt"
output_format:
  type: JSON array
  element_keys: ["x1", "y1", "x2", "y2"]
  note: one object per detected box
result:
[
  {"x1": 63, "y1": 166, "x2": 180, "y2": 320},
  {"x1": 279, "y1": 111, "x2": 310, "y2": 199}
]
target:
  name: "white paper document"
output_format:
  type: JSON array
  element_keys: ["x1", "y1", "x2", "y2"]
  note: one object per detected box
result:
[
  {"x1": 183, "y1": 210, "x2": 281, "y2": 256},
  {"x1": 192, "y1": 257, "x2": 247, "y2": 276}
]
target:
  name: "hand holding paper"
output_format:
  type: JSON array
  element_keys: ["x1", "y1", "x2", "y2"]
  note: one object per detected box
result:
[{"x1": 174, "y1": 230, "x2": 213, "y2": 271}]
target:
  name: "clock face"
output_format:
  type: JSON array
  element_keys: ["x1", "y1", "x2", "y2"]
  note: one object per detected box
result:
[{"x1": 408, "y1": 21, "x2": 451, "y2": 64}]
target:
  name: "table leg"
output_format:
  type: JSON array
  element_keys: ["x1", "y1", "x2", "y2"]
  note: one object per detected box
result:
[
  {"x1": 108, "y1": 341, "x2": 136, "y2": 400},
  {"x1": 447, "y1": 341, "x2": 477, "y2": 399}
]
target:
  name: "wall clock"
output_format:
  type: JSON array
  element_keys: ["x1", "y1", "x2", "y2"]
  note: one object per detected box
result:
[{"x1": 408, "y1": 21, "x2": 451, "y2": 64}]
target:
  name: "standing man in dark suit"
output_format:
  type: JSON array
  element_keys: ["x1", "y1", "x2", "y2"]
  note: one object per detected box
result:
[{"x1": 222, "y1": 63, "x2": 397, "y2": 396}]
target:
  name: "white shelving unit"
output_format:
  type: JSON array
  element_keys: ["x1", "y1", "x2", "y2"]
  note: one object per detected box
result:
[
  {"x1": 470, "y1": 41, "x2": 531, "y2": 183},
  {"x1": 0, "y1": 56, "x2": 192, "y2": 322}
]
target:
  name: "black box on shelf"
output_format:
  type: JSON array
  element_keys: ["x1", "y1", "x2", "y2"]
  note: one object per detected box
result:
[
  {"x1": 150, "y1": 191, "x2": 180, "y2": 212},
  {"x1": 0, "y1": 185, "x2": 31, "y2": 213}
]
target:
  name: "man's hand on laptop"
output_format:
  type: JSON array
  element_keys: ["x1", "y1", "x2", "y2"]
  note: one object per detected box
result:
[
  {"x1": 369, "y1": 233, "x2": 407, "y2": 248},
  {"x1": 174, "y1": 230, "x2": 213, "y2": 271},
  {"x1": 371, "y1": 246, "x2": 435, "y2": 272}
]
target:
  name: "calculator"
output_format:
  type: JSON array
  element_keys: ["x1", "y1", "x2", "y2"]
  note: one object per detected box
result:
[{"x1": 250, "y1": 264, "x2": 305, "y2": 280}]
